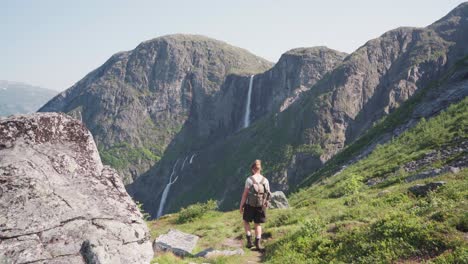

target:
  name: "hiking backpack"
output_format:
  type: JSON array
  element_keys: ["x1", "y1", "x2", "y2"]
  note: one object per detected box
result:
[{"x1": 246, "y1": 176, "x2": 271, "y2": 207}]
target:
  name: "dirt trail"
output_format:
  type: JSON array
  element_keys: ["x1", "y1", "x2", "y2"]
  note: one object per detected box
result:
[{"x1": 222, "y1": 238, "x2": 264, "y2": 263}]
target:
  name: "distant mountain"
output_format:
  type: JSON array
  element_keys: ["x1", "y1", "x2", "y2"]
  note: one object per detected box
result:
[{"x1": 0, "y1": 81, "x2": 57, "y2": 116}]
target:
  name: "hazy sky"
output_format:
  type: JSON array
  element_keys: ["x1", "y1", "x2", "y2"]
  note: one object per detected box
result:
[{"x1": 1, "y1": 0, "x2": 465, "y2": 91}]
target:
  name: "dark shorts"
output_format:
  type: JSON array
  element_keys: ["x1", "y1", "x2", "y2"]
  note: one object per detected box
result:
[{"x1": 243, "y1": 204, "x2": 266, "y2": 224}]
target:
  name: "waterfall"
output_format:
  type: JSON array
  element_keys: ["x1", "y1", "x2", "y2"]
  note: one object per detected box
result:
[
  {"x1": 243, "y1": 75, "x2": 254, "y2": 128},
  {"x1": 157, "y1": 159, "x2": 180, "y2": 218},
  {"x1": 189, "y1": 154, "x2": 196, "y2": 164},
  {"x1": 181, "y1": 156, "x2": 189, "y2": 170}
]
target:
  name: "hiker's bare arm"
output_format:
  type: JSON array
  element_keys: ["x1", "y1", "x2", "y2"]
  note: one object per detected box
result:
[{"x1": 239, "y1": 188, "x2": 249, "y2": 214}]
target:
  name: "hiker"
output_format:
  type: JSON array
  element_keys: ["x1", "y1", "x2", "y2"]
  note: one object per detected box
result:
[{"x1": 239, "y1": 159, "x2": 271, "y2": 251}]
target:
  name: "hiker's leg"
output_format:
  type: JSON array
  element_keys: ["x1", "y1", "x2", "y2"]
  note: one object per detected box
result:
[
  {"x1": 243, "y1": 220, "x2": 251, "y2": 235},
  {"x1": 254, "y1": 223, "x2": 264, "y2": 251},
  {"x1": 244, "y1": 220, "x2": 253, "y2": 248},
  {"x1": 254, "y1": 223, "x2": 262, "y2": 238}
]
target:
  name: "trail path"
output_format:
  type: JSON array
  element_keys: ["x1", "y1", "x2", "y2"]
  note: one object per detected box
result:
[{"x1": 222, "y1": 237, "x2": 263, "y2": 263}]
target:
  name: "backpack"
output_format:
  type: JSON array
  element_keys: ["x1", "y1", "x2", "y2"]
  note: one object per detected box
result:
[{"x1": 246, "y1": 176, "x2": 271, "y2": 207}]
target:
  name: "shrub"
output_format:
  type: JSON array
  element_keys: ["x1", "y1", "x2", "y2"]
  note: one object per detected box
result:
[
  {"x1": 176, "y1": 200, "x2": 218, "y2": 224},
  {"x1": 456, "y1": 212, "x2": 468, "y2": 232},
  {"x1": 266, "y1": 209, "x2": 301, "y2": 228},
  {"x1": 336, "y1": 212, "x2": 448, "y2": 262},
  {"x1": 432, "y1": 246, "x2": 468, "y2": 264},
  {"x1": 136, "y1": 201, "x2": 151, "y2": 221},
  {"x1": 330, "y1": 173, "x2": 364, "y2": 197}
]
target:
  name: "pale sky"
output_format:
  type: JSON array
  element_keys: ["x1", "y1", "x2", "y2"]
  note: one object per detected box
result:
[{"x1": 1, "y1": 0, "x2": 465, "y2": 91}]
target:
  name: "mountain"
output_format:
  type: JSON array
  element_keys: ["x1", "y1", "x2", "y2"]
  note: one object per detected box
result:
[
  {"x1": 40, "y1": 3, "x2": 468, "y2": 218},
  {"x1": 40, "y1": 34, "x2": 273, "y2": 184},
  {"x1": 0, "y1": 80, "x2": 57, "y2": 116}
]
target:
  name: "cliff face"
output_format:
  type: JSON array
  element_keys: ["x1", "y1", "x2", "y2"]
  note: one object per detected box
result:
[
  {"x1": 128, "y1": 46, "x2": 348, "y2": 216},
  {"x1": 0, "y1": 113, "x2": 153, "y2": 263},
  {"x1": 39, "y1": 34, "x2": 273, "y2": 184}
]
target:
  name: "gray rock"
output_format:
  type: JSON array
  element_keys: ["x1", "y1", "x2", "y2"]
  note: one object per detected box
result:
[
  {"x1": 448, "y1": 166, "x2": 461, "y2": 174},
  {"x1": 378, "y1": 190, "x2": 391, "y2": 197},
  {"x1": 195, "y1": 248, "x2": 244, "y2": 258},
  {"x1": 367, "y1": 177, "x2": 385, "y2": 186},
  {"x1": 408, "y1": 181, "x2": 446, "y2": 196},
  {"x1": 406, "y1": 166, "x2": 463, "y2": 183},
  {"x1": 269, "y1": 191, "x2": 290, "y2": 209},
  {"x1": 154, "y1": 229, "x2": 199, "y2": 256},
  {"x1": 0, "y1": 113, "x2": 153, "y2": 264},
  {"x1": 405, "y1": 169, "x2": 443, "y2": 182}
]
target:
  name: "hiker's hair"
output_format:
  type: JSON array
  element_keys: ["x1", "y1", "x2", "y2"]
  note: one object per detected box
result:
[{"x1": 251, "y1": 160, "x2": 262, "y2": 173}]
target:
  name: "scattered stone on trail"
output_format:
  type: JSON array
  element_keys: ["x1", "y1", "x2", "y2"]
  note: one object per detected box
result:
[
  {"x1": 378, "y1": 190, "x2": 391, "y2": 197},
  {"x1": 154, "y1": 229, "x2": 199, "y2": 256},
  {"x1": 268, "y1": 191, "x2": 290, "y2": 209},
  {"x1": 195, "y1": 248, "x2": 245, "y2": 258},
  {"x1": 408, "y1": 181, "x2": 446, "y2": 196},
  {"x1": 0, "y1": 113, "x2": 153, "y2": 264}
]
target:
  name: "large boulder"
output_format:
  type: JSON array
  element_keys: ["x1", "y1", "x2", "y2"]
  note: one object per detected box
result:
[
  {"x1": 153, "y1": 229, "x2": 199, "y2": 256},
  {"x1": 0, "y1": 113, "x2": 153, "y2": 264},
  {"x1": 268, "y1": 191, "x2": 290, "y2": 209}
]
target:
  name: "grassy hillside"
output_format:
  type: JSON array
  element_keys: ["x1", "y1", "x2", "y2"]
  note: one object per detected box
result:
[{"x1": 148, "y1": 97, "x2": 467, "y2": 263}]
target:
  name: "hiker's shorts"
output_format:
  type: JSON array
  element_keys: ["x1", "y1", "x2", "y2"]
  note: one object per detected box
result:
[{"x1": 243, "y1": 204, "x2": 266, "y2": 224}]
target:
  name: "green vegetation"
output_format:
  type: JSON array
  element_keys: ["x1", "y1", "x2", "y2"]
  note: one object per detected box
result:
[
  {"x1": 98, "y1": 142, "x2": 161, "y2": 170},
  {"x1": 148, "y1": 98, "x2": 467, "y2": 263},
  {"x1": 176, "y1": 200, "x2": 218, "y2": 224},
  {"x1": 295, "y1": 144, "x2": 323, "y2": 156},
  {"x1": 136, "y1": 201, "x2": 151, "y2": 221}
]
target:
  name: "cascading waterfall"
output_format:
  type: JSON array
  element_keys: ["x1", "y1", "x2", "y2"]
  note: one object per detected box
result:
[
  {"x1": 181, "y1": 156, "x2": 189, "y2": 170},
  {"x1": 189, "y1": 154, "x2": 196, "y2": 164},
  {"x1": 156, "y1": 159, "x2": 180, "y2": 218},
  {"x1": 243, "y1": 75, "x2": 254, "y2": 128}
]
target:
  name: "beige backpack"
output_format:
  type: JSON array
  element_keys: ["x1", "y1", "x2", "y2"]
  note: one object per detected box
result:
[{"x1": 246, "y1": 176, "x2": 271, "y2": 207}]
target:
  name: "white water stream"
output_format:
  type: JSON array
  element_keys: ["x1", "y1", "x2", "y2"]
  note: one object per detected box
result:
[
  {"x1": 243, "y1": 75, "x2": 254, "y2": 128},
  {"x1": 156, "y1": 159, "x2": 180, "y2": 218},
  {"x1": 189, "y1": 154, "x2": 196, "y2": 164}
]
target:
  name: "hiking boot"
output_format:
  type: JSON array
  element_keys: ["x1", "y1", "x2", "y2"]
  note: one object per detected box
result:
[
  {"x1": 255, "y1": 237, "x2": 264, "y2": 252},
  {"x1": 246, "y1": 235, "x2": 253, "y2": 248}
]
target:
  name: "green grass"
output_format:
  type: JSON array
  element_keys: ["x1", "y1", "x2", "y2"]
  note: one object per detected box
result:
[
  {"x1": 98, "y1": 142, "x2": 161, "y2": 170},
  {"x1": 148, "y1": 98, "x2": 468, "y2": 263}
]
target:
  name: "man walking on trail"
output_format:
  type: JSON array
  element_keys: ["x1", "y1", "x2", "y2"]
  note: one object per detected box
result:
[{"x1": 239, "y1": 160, "x2": 271, "y2": 252}]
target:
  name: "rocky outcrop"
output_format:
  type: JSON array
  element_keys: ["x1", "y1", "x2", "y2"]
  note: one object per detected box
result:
[
  {"x1": 153, "y1": 229, "x2": 199, "y2": 256},
  {"x1": 268, "y1": 191, "x2": 290, "y2": 209},
  {"x1": 0, "y1": 113, "x2": 153, "y2": 264},
  {"x1": 408, "y1": 181, "x2": 446, "y2": 196}
]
